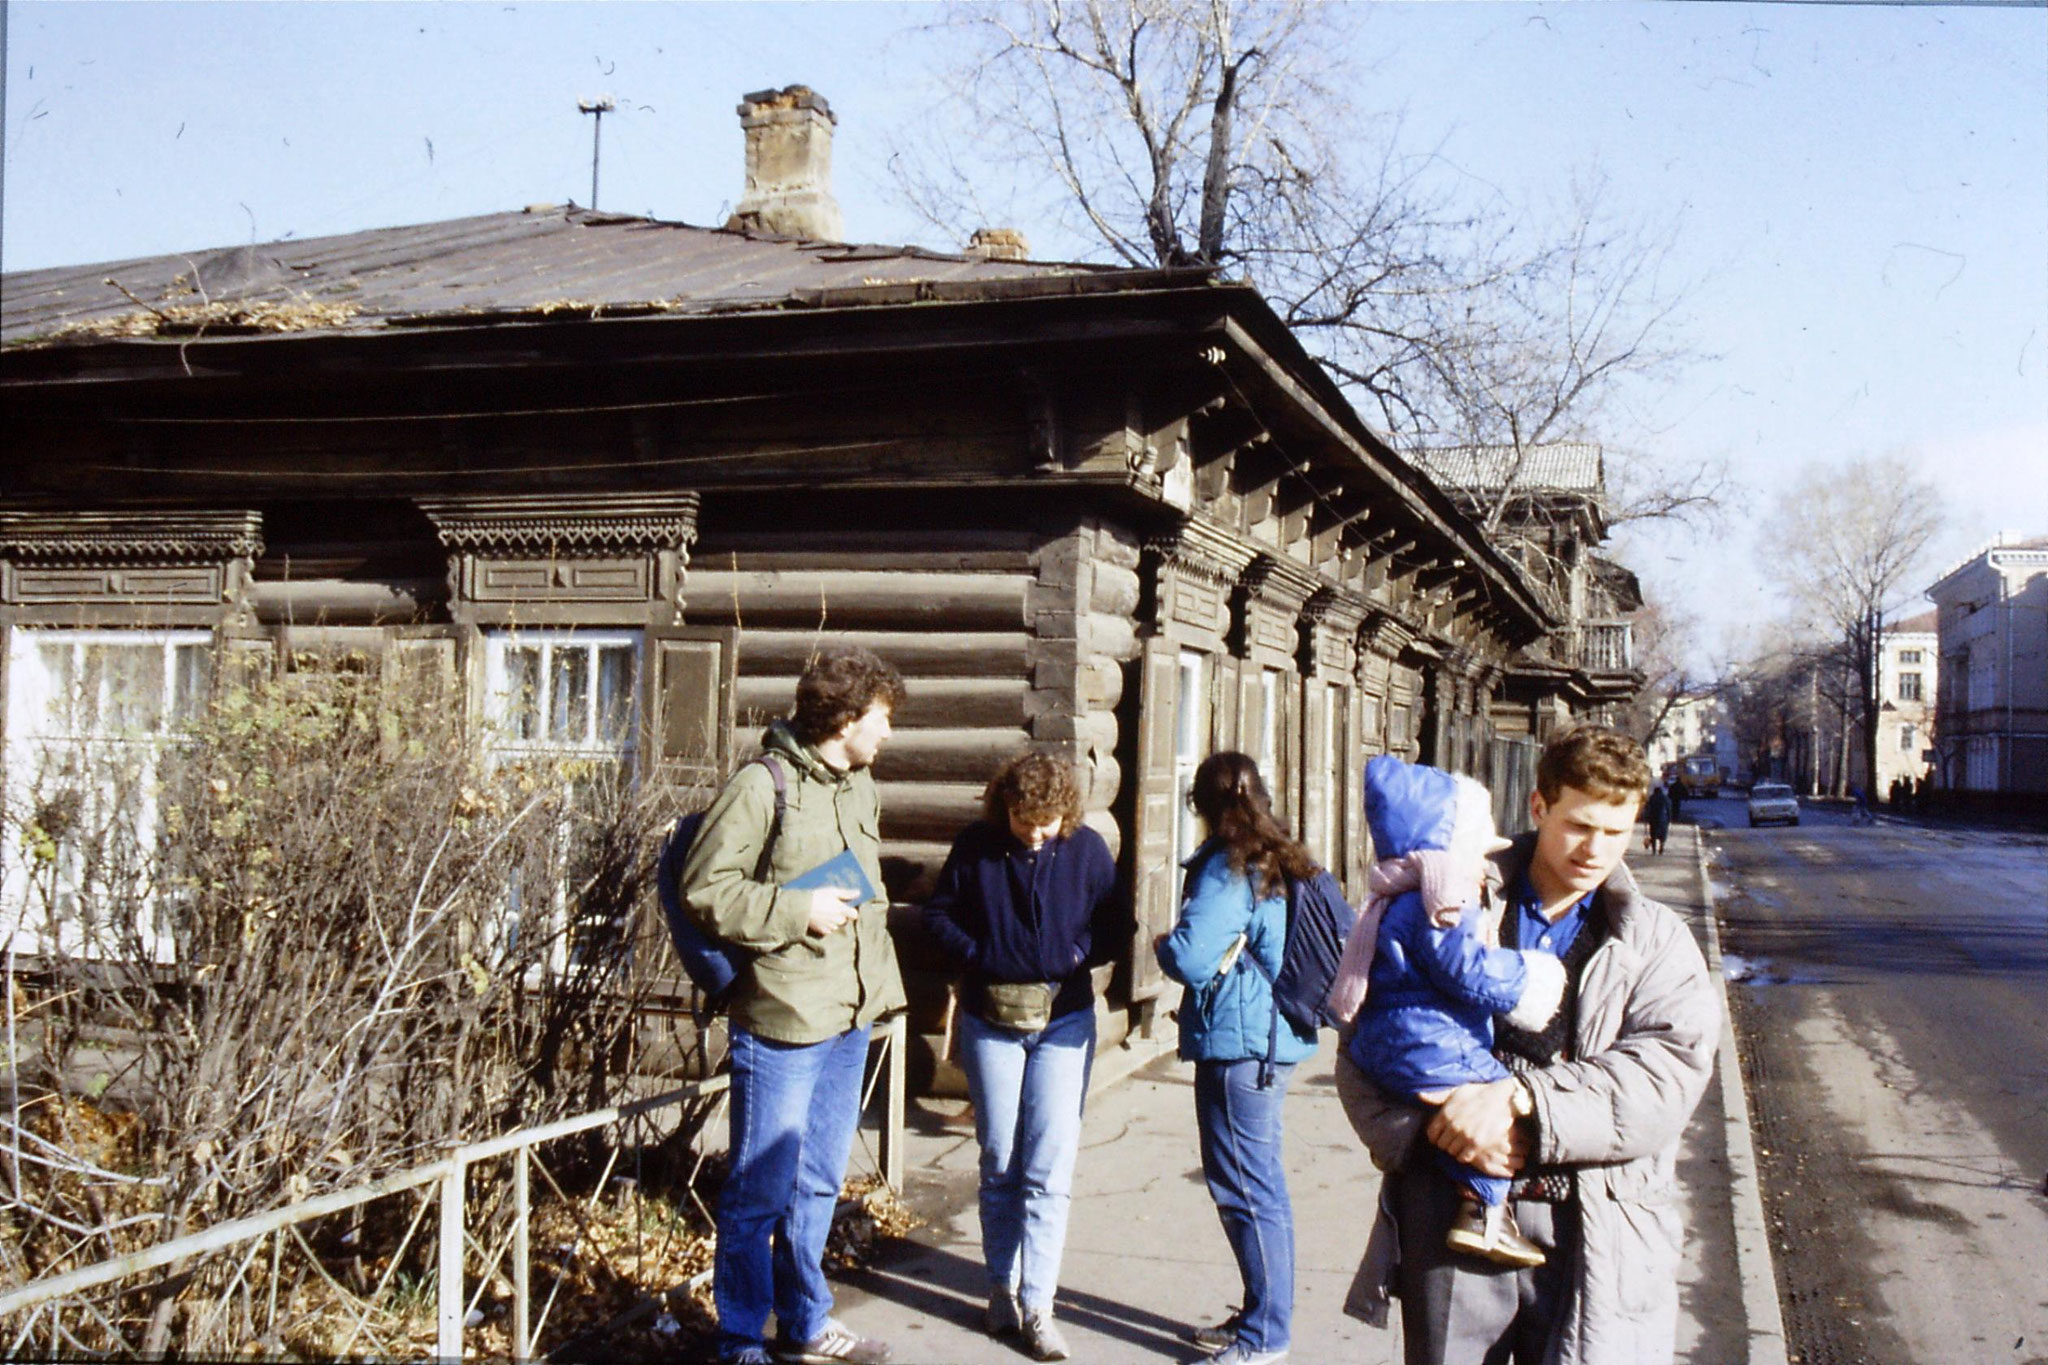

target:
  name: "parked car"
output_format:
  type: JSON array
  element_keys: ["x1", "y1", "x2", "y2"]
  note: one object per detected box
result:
[{"x1": 1747, "y1": 783, "x2": 1800, "y2": 827}]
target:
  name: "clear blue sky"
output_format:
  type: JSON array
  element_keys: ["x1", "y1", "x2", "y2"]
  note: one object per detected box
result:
[{"x1": 5, "y1": 1, "x2": 2043, "y2": 661}]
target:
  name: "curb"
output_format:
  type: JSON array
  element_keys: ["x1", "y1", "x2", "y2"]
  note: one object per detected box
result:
[{"x1": 1691, "y1": 829, "x2": 1791, "y2": 1365}]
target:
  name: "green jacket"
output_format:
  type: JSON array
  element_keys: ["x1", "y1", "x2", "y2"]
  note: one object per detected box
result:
[{"x1": 679, "y1": 721, "x2": 905, "y2": 1044}]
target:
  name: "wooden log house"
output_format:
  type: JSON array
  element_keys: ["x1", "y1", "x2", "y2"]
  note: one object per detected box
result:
[{"x1": 1, "y1": 194, "x2": 1623, "y2": 1085}]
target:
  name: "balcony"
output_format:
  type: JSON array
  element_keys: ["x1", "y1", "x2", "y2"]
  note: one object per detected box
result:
[{"x1": 1576, "y1": 621, "x2": 1634, "y2": 673}]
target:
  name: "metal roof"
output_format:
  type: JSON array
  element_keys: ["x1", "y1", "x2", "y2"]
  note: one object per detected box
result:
[
  {"x1": 1, "y1": 206, "x2": 1125, "y2": 346},
  {"x1": 1413, "y1": 443, "x2": 1606, "y2": 495}
]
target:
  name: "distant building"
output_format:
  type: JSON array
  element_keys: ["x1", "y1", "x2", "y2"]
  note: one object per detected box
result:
[
  {"x1": 1412, "y1": 444, "x2": 1647, "y2": 823},
  {"x1": 1644, "y1": 692, "x2": 1724, "y2": 776},
  {"x1": 1873, "y1": 610, "x2": 1938, "y2": 794},
  {"x1": 1925, "y1": 537, "x2": 2048, "y2": 805}
]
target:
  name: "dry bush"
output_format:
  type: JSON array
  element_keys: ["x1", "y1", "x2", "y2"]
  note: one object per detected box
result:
[{"x1": 1, "y1": 649, "x2": 676, "y2": 1355}]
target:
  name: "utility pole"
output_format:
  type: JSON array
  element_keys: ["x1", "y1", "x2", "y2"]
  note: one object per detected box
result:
[{"x1": 578, "y1": 97, "x2": 615, "y2": 210}]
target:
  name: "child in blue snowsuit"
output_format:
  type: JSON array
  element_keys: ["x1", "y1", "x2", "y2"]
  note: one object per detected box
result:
[{"x1": 1343, "y1": 756, "x2": 1566, "y2": 1267}]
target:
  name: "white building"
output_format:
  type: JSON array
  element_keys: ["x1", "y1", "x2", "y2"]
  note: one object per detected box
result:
[
  {"x1": 1874, "y1": 610, "x2": 1938, "y2": 794},
  {"x1": 1925, "y1": 536, "x2": 2048, "y2": 799}
]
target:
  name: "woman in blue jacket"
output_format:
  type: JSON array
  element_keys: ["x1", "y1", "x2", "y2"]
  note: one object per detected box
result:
[
  {"x1": 1155, "y1": 752, "x2": 1318, "y2": 1365},
  {"x1": 923, "y1": 753, "x2": 1120, "y2": 1363}
]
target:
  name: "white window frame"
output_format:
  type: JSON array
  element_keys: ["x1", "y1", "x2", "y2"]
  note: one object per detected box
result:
[
  {"x1": 480, "y1": 630, "x2": 642, "y2": 975},
  {"x1": 1173, "y1": 651, "x2": 1208, "y2": 869},
  {"x1": 3, "y1": 627, "x2": 214, "y2": 962}
]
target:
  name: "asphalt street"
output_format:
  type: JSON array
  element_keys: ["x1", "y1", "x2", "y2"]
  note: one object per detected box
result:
[{"x1": 1702, "y1": 792, "x2": 2048, "y2": 1365}]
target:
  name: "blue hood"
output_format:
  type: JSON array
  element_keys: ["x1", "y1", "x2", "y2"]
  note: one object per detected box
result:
[{"x1": 1364, "y1": 755, "x2": 1460, "y2": 859}]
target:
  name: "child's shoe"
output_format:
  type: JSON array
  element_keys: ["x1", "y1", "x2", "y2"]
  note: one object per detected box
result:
[{"x1": 1446, "y1": 1199, "x2": 1547, "y2": 1268}]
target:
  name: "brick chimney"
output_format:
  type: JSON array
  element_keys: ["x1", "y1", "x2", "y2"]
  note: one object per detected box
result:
[
  {"x1": 966, "y1": 228, "x2": 1030, "y2": 262},
  {"x1": 724, "y1": 86, "x2": 843, "y2": 242}
]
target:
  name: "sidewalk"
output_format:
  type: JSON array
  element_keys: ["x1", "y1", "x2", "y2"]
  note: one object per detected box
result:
[{"x1": 828, "y1": 825, "x2": 1785, "y2": 1364}]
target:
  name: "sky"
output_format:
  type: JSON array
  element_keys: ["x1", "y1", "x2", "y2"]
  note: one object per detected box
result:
[{"x1": 4, "y1": 1, "x2": 2044, "y2": 668}]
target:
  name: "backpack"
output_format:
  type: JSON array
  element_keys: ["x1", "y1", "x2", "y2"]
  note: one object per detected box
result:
[
  {"x1": 656, "y1": 754, "x2": 788, "y2": 1010},
  {"x1": 1243, "y1": 867, "x2": 1358, "y2": 1082}
]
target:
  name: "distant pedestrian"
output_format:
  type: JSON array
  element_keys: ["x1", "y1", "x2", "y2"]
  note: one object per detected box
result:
[
  {"x1": 1850, "y1": 784, "x2": 1875, "y2": 826},
  {"x1": 1156, "y1": 752, "x2": 1320, "y2": 1365},
  {"x1": 921, "y1": 753, "x2": 1121, "y2": 1363},
  {"x1": 1643, "y1": 783, "x2": 1673, "y2": 855}
]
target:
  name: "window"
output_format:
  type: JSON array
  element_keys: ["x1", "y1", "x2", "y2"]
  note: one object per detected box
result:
[
  {"x1": 482, "y1": 632, "x2": 641, "y2": 972},
  {"x1": 1899, "y1": 723, "x2": 1916, "y2": 753},
  {"x1": 1173, "y1": 651, "x2": 1208, "y2": 869},
  {"x1": 1256, "y1": 669, "x2": 1281, "y2": 782},
  {"x1": 486, "y1": 633, "x2": 639, "y2": 763},
  {"x1": 1314, "y1": 683, "x2": 1341, "y2": 867},
  {"x1": 1898, "y1": 649, "x2": 1922, "y2": 665},
  {"x1": 1897, "y1": 671, "x2": 1923, "y2": 702},
  {"x1": 3, "y1": 629, "x2": 214, "y2": 960}
]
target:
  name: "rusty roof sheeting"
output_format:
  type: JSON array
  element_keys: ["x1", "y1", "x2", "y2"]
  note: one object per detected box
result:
[{"x1": 1, "y1": 207, "x2": 1128, "y2": 346}]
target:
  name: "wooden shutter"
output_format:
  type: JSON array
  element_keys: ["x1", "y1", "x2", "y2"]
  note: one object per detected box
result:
[
  {"x1": 642, "y1": 624, "x2": 736, "y2": 796},
  {"x1": 1128, "y1": 639, "x2": 1182, "y2": 1001}
]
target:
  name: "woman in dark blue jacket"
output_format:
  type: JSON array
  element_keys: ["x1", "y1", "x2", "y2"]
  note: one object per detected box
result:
[
  {"x1": 922, "y1": 753, "x2": 1119, "y2": 1363},
  {"x1": 1155, "y1": 752, "x2": 1319, "y2": 1365}
]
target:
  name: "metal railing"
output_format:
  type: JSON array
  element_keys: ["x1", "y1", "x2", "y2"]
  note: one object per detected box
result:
[{"x1": 0, "y1": 1016, "x2": 906, "y2": 1361}]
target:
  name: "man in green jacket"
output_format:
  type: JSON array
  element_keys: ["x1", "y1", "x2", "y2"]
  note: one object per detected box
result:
[{"x1": 682, "y1": 647, "x2": 907, "y2": 1365}]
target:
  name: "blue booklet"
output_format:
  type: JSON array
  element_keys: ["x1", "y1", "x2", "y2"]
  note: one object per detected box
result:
[{"x1": 783, "y1": 848, "x2": 877, "y2": 904}]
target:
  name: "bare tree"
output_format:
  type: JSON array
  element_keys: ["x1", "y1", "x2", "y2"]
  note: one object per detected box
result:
[
  {"x1": 1761, "y1": 454, "x2": 1944, "y2": 802},
  {"x1": 1621, "y1": 599, "x2": 1719, "y2": 750},
  {"x1": 896, "y1": 0, "x2": 1703, "y2": 507}
]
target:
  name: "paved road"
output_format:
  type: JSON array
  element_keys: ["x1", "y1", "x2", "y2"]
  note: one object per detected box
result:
[{"x1": 1701, "y1": 791, "x2": 2048, "y2": 1365}]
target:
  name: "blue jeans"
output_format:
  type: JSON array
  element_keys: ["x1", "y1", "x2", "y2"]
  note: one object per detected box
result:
[
  {"x1": 715, "y1": 1024, "x2": 870, "y2": 1360},
  {"x1": 1194, "y1": 1058, "x2": 1297, "y2": 1354},
  {"x1": 958, "y1": 1005, "x2": 1096, "y2": 1312}
]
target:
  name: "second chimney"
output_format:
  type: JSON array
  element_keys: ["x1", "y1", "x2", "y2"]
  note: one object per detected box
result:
[{"x1": 725, "y1": 85, "x2": 843, "y2": 242}]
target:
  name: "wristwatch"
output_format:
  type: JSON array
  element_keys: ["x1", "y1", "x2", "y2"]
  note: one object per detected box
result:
[{"x1": 1508, "y1": 1077, "x2": 1536, "y2": 1119}]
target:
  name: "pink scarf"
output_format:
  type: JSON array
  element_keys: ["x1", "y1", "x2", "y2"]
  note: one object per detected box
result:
[{"x1": 1325, "y1": 848, "x2": 1482, "y2": 1025}]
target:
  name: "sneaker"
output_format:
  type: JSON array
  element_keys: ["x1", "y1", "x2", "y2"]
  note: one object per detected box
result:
[
  {"x1": 1200, "y1": 1344, "x2": 1287, "y2": 1365},
  {"x1": 1445, "y1": 1200, "x2": 1547, "y2": 1269},
  {"x1": 985, "y1": 1286, "x2": 1023, "y2": 1337},
  {"x1": 1020, "y1": 1308, "x2": 1070, "y2": 1362},
  {"x1": 773, "y1": 1319, "x2": 892, "y2": 1364},
  {"x1": 1188, "y1": 1309, "x2": 1243, "y2": 1351},
  {"x1": 723, "y1": 1351, "x2": 773, "y2": 1365}
]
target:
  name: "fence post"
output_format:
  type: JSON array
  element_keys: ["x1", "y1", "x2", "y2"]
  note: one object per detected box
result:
[
  {"x1": 878, "y1": 1015, "x2": 904, "y2": 1192},
  {"x1": 512, "y1": 1145, "x2": 531, "y2": 1361},
  {"x1": 437, "y1": 1149, "x2": 464, "y2": 1363}
]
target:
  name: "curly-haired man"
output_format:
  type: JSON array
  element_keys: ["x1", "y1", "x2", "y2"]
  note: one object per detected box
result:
[{"x1": 682, "y1": 647, "x2": 908, "y2": 1365}]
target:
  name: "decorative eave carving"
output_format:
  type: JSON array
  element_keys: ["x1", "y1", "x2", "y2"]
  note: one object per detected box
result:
[
  {"x1": 0, "y1": 510, "x2": 264, "y2": 565},
  {"x1": 1359, "y1": 605, "x2": 1422, "y2": 660},
  {"x1": 417, "y1": 492, "x2": 701, "y2": 557},
  {"x1": 1301, "y1": 586, "x2": 1368, "y2": 633},
  {"x1": 1236, "y1": 553, "x2": 1321, "y2": 612},
  {"x1": 1145, "y1": 514, "x2": 1257, "y2": 588},
  {"x1": 1, "y1": 509, "x2": 263, "y2": 614}
]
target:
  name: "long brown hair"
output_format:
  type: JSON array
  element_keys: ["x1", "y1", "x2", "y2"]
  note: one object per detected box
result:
[{"x1": 1190, "y1": 751, "x2": 1317, "y2": 898}]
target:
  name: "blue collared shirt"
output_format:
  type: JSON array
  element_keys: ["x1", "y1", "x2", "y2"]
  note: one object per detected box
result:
[{"x1": 1510, "y1": 873, "x2": 1595, "y2": 958}]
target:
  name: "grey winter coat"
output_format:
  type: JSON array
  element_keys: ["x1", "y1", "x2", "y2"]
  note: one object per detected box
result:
[{"x1": 1337, "y1": 837, "x2": 1719, "y2": 1365}]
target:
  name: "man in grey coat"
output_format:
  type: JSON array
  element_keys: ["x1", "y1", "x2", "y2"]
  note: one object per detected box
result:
[{"x1": 1337, "y1": 726, "x2": 1719, "y2": 1365}]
